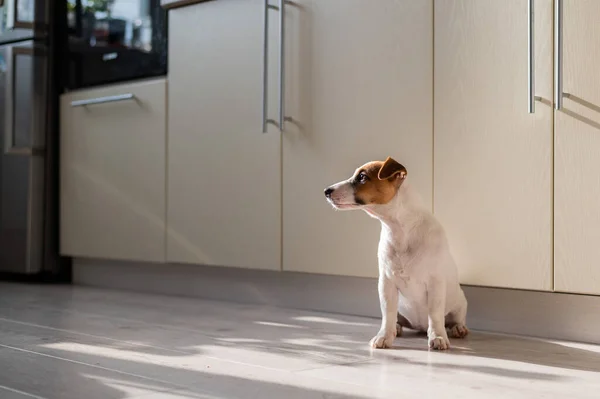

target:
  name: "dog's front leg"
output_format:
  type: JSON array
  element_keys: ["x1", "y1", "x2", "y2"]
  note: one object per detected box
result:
[
  {"x1": 427, "y1": 278, "x2": 450, "y2": 350},
  {"x1": 370, "y1": 274, "x2": 398, "y2": 349}
]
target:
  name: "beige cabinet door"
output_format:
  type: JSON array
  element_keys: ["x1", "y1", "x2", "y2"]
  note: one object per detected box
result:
[
  {"x1": 434, "y1": 0, "x2": 553, "y2": 290},
  {"x1": 555, "y1": 0, "x2": 600, "y2": 295},
  {"x1": 60, "y1": 79, "x2": 167, "y2": 262},
  {"x1": 167, "y1": 0, "x2": 281, "y2": 270},
  {"x1": 282, "y1": 0, "x2": 433, "y2": 277}
]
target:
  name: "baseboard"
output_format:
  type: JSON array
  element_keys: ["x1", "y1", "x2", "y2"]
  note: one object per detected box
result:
[{"x1": 73, "y1": 258, "x2": 600, "y2": 345}]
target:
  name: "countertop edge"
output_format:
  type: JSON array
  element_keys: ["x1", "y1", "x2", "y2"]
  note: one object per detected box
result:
[{"x1": 161, "y1": 0, "x2": 214, "y2": 10}]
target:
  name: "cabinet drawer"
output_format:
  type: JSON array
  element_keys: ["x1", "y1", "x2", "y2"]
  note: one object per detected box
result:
[{"x1": 60, "y1": 79, "x2": 167, "y2": 262}]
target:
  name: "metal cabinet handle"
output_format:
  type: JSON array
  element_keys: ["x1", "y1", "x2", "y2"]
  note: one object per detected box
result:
[
  {"x1": 278, "y1": 0, "x2": 285, "y2": 131},
  {"x1": 70, "y1": 93, "x2": 135, "y2": 107},
  {"x1": 4, "y1": 46, "x2": 45, "y2": 156},
  {"x1": 554, "y1": 0, "x2": 563, "y2": 110},
  {"x1": 262, "y1": 0, "x2": 270, "y2": 133},
  {"x1": 528, "y1": 0, "x2": 535, "y2": 113},
  {"x1": 3, "y1": 47, "x2": 16, "y2": 155},
  {"x1": 262, "y1": 1, "x2": 281, "y2": 133}
]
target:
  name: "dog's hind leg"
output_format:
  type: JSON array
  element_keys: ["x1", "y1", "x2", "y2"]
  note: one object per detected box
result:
[
  {"x1": 396, "y1": 312, "x2": 417, "y2": 336},
  {"x1": 446, "y1": 288, "x2": 469, "y2": 339}
]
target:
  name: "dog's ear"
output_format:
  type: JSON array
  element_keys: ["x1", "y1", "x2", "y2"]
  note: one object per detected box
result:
[{"x1": 378, "y1": 157, "x2": 407, "y2": 181}]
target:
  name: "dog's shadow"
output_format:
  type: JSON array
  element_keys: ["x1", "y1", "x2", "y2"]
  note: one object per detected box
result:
[
  {"x1": 210, "y1": 310, "x2": 600, "y2": 379},
  {"x1": 212, "y1": 309, "x2": 600, "y2": 382},
  {"x1": 385, "y1": 329, "x2": 600, "y2": 376}
]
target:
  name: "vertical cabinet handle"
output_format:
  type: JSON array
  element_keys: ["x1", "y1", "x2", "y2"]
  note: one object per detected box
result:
[
  {"x1": 262, "y1": 0, "x2": 270, "y2": 133},
  {"x1": 528, "y1": 0, "x2": 535, "y2": 113},
  {"x1": 4, "y1": 46, "x2": 45, "y2": 156},
  {"x1": 262, "y1": 1, "x2": 284, "y2": 133},
  {"x1": 554, "y1": 0, "x2": 563, "y2": 110},
  {"x1": 278, "y1": 0, "x2": 286, "y2": 131}
]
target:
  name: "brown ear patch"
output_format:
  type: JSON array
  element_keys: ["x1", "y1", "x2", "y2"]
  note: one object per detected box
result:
[
  {"x1": 378, "y1": 157, "x2": 407, "y2": 180},
  {"x1": 350, "y1": 158, "x2": 407, "y2": 206}
]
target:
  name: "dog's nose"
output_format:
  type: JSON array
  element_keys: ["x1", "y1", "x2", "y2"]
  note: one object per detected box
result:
[{"x1": 324, "y1": 187, "x2": 334, "y2": 198}]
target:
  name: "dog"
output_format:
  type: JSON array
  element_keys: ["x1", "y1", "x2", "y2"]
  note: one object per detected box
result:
[{"x1": 324, "y1": 157, "x2": 468, "y2": 350}]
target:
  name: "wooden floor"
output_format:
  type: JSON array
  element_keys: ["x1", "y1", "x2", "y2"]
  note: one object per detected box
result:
[{"x1": 0, "y1": 283, "x2": 599, "y2": 398}]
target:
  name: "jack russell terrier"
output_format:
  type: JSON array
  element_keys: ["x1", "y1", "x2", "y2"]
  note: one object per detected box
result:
[{"x1": 324, "y1": 157, "x2": 468, "y2": 350}]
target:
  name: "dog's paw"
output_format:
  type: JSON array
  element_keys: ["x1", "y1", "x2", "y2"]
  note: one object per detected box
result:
[
  {"x1": 428, "y1": 335, "x2": 450, "y2": 351},
  {"x1": 449, "y1": 324, "x2": 469, "y2": 339},
  {"x1": 369, "y1": 331, "x2": 395, "y2": 349}
]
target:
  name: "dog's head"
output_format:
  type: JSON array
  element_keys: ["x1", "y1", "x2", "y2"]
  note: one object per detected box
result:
[{"x1": 324, "y1": 157, "x2": 407, "y2": 210}]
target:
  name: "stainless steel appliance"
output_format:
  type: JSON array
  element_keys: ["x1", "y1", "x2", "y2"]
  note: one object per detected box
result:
[
  {"x1": 65, "y1": 0, "x2": 167, "y2": 89},
  {"x1": 0, "y1": 0, "x2": 66, "y2": 276}
]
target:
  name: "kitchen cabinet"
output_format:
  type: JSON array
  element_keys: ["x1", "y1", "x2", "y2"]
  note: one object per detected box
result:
[
  {"x1": 554, "y1": 0, "x2": 600, "y2": 295},
  {"x1": 282, "y1": 0, "x2": 433, "y2": 277},
  {"x1": 164, "y1": 0, "x2": 600, "y2": 292},
  {"x1": 166, "y1": 0, "x2": 432, "y2": 276},
  {"x1": 59, "y1": 0, "x2": 600, "y2": 295},
  {"x1": 60, "y1": 79, "x2": 167, "y2": 262},
  {"x1": 434, "y1": 0, "x2": 554, "y2": 290},
  {"x1": 167, "y1": 0, "x2": 282, "y2": 270}
]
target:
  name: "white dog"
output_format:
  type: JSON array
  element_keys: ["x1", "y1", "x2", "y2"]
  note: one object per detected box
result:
[{"x1": 324, "y1": 157, "x2": 468, "y2": 350}]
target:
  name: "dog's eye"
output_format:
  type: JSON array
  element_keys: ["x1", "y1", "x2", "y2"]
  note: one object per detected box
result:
[{"x1": 357, "y1": 173, "x2": 368, "y2": 184}]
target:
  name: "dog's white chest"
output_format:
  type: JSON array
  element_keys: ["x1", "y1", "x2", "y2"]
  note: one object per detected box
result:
[
  {"x1": 378, "y1": 228, "x2": 419, "y2": 277},
  {"x1": 379, "y1": 239, "x2": 421, "y2": 283}
]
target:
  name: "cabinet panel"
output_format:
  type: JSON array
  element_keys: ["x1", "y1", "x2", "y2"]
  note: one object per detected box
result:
[
  {"x1": 60, "y1": 79, "x2": 167, "y2": 262},
  {"x1": 283, "y1": 0, "x2": 433, "y2": 277},
  {"x1": 555, "y1": 0, "x2": 600, "y2": 295},
  {"x1": 167, "y1": 0, "x2": 281, "y2": 270},
  {"x1": 434, "y1": 0, "x2": 553, "y2": 289}
]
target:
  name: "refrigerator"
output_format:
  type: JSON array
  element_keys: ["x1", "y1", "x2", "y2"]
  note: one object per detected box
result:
[{"x1": 0, "y1": 0, "x2": 68, "y2": 277}]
